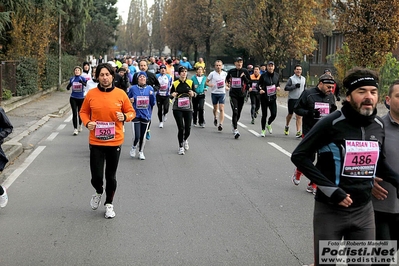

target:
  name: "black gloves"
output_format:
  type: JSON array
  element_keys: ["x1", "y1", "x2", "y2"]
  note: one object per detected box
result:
[
  {"x1": 295, "y1": 83, "x2": 301, "y2": 88},
  {"x1": 308, "y1": 109, "x2": 320, "y2": 119}
]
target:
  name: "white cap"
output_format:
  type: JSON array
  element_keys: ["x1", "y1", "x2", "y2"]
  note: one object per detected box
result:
[
  {"x1": 182, "y1": 57, "x2": 187, "y2": 60},
  {"x1": 107, "y1": 61, "x2": 117, "y2": 68}
]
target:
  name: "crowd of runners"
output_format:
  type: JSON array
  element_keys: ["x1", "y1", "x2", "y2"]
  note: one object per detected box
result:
[
  {"x1": 0, "y1": 49, "x2": 397, "y2": 265},
  {"x1": 28, "y1": 54, "x2": 399, "y2": 266}
]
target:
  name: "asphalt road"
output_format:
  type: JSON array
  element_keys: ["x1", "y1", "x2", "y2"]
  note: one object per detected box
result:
[{"x1": 0, "y1": 91, "x2": 316, "y2": 266}]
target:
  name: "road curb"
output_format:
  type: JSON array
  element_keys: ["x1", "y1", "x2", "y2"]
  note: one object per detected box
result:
[
  {"x1": 2, "y1": 98, "x2": 70, "y2": 169},
  {"x1": 2, "y1": 142, "x2": 23, "y2": 168}
]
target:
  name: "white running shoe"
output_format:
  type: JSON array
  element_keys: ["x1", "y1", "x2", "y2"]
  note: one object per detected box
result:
[
  {"x1": 163, "y1": 114, "x2": 167, "y2": 122},
  {"x1": 183, "y1": 140, "x2": 189, "y2": 150},
  {"x1": 0, "y1": 186, "x2": 8, "y2": 208},
  {"x1": 78, "y1": 125, "x2": 83, "y2": 132},
  {"x1": 73, "y1": 129, "x2": 78, "y2": 135},
  {"x1": 90, "y1": 193, "x2": 102, "y2": 210},
  {"x1": 104, "y1": 204, "x2": 115, "y2": 219},
  {"x1": 291, "y1": 170, "x2": 301, "y2": 186},
  {"x1": 234, "y1": 129, "x2": 240, "y2": 139},
  {"x1": 159, "y1": 122, "x2": 164, "y2": 128},
  {"x1": 178, "y1": 147, "x2": 185, "y2": 155},
  {"x1": 129, "y1": 146, "x2": 136, "y2": 158},
  {"x1": 138, "y1": 151, "x2": 145, "y2": 160}
]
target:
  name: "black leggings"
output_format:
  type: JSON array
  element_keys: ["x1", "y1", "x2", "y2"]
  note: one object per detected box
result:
[
  {"x1": 374, "y1": 211, "x2": 399, "y2": 266},
  {"x1": 173, "y1": 110, "x2": 192, "y2": 147},
  {"x1": 156, "y1": 95, "x2": 170, "y2": 122},
  {"x1": 70, "y1": 97, "x2": 84, "y2": 129},
  {"x1": 192, "y1": 94, "x2": 205, "y2": 124},
  {"x1": 313, "y1": 201, "x2": 375, "y2": 266},
  {"x1": 230, "y1": 95, "x2": 245, "y2": 129},
  {"x1": 89, "y1": 145, "x2": 121, "y2": 205},
  {"x1": 260, "y1": 97, "x2": 277, "y2": 130},
  {"x1": 249, "y1": 92, "x2": 260, "y2": 118},
  {"x1": 132, "y1": 119, "x2": 150, "y2": 152}
]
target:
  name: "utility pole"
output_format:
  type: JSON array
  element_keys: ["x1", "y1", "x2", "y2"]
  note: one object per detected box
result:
[{"x1": 58, "y1": 13, "x2": 62, "y2": 90}]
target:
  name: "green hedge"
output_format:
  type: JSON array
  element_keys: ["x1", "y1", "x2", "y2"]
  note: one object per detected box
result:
[
  {"x1": 43, "y1": 54, "x2": 81, "y2": 90},
  {"x1": 15, "y1": 54, "x2": 81, "y2": 97},
  {"x1": 16, "y1": 57, "x2": 39, "y2": 96}
]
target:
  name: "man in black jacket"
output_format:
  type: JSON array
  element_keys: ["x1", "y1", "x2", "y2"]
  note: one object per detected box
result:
[
  {"x1": 225, "y1": 57, "x2": 250, "y2": 139},
  {"x1": 294, "y1": 73, "x2": 337, "y2": 136},
  {"x1": 291, "y1": 67, "x2": 399, "y2": 266},
  {"x1": 0, "y1": 107, "x2": 13, "y2": 208},
  {"x1": 292, "y1": 73, "x2": 337, "y2": 193},
  {"x1": 114, "y1": 67, "x2": 130, "y2": 93},
  {"x1": 258, "y1": 61, "x2": 280, "y2": 137}
]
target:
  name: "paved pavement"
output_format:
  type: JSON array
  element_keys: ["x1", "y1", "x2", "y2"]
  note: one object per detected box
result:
[
  {"x1": 2, "y1": 87, "x2": 71, "y2": 171},
  {"x1": 0, "y1": 82, "x2": 389, "y2": 174}
]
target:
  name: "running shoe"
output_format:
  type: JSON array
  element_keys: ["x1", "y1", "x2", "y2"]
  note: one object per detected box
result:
[
  {"x1": 183, "y1": 140, "x2": 189, "y2": 150},
  {"x1": 284, "y1": 126, "x2": 289, "y2": 136},
  {"x1": 234, "y1": 129, "x2": 240, "y2": 139},
  {"x1": 251, "y1": 118, "x2": 255, "y2": 124},
  {"x1": 146, "y1": 130, "x2": 151, "y2": 140},
  {"x1": 0, "y1": 186, "x2": 8, "y2": 208},
  {"x1": 159, "y1": 122, "x2": 164, "y2": 128},
  {"x1": 90, "y1": 193, "x2": 102, "y2": 210},
  {"x1": 78, "y1": 124, "x2": 83, "y2": 132},
  {"x1": 138, "y1": 151, "x2": 145, "y2": 160},
  {"x1": 291, "y1": 170, "x2": 301, "y2": 186},
  {"x1": 199, "y1": 123, "x2": 205, "y2": 128},
  {"x1": 105, "y1": 204, "x2": 115, "y2": 219},
  {"x1": 296, "y1": 131, "x2": 302, "y2": 138},
  {"x1": 129, "y1": 146, "x2": 136, "y2": 158},
  {"x1": 163, "y1": 114, "x2": 167, "y2": 122},
  {"x1": 266, "y1": 124, "x2": 273, "y2": 134},
  {"x1": 306, "y1": 183, "x2": 317, "y2": 195},
  {"x1": 312, "y1": 184, "x2": 317, "y2": 195},
  {"x1": 73, "y1": 128, "x2": 78, "y2": 135},
  {"x1": 178, "y1": 147, "x2": 185, "y2": 155},
  {"x1": 260, "y1": 130, "x2": 266, "y2": 137},
  {"x1": 306, "y1": 184, "x2": 313, "y2": 193},
  {"x1": 218, "y1": 124, "x2": 223, "y2": 131},
  {"x1": 193, "y1": 123, "x2": 197, "y2": 127},
  {"x1": 214, "y1": 117, "x2": 217, "y2": 126}
]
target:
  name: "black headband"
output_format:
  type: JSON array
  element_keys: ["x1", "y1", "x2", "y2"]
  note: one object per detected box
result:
[
  {"x1": 320, "y1": 79, "x2": 335, "y2": 84},
  {"x1": 347, "y1": 77, "x2": 378, "y2": 95}
]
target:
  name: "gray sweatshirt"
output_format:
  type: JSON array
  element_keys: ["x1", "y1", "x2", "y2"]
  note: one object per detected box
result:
[{"x1": 284, "y1": 74, "x2": 306, "y2": 100}]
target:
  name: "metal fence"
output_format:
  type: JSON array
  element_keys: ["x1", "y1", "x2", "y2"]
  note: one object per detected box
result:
[{"x1": 0, "y1": 60, "x2": 20, "y2": 102}]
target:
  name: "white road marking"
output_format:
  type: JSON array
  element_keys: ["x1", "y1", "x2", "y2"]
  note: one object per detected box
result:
[
  {"x1": 205, "y1": 100, "x2": 292, "y2": 157},
  {"x1": 64, "y1": 115, "x2": 72, "y2": 123},
  {"x1": 46, "y1": 132, "x2": 59, "y2": 141},
  {"x1": 2, "y1": 146, "x2": 46, "y2": 188},
  {"x1": 249, "y1": 129, "x2": 260, "y2": 137},
  {"x1": 268, "y1": 142, "x2": 292, "y2": 157},
  {"x1": 56, "y1": 124, "x2": 66, "y2": 131}
]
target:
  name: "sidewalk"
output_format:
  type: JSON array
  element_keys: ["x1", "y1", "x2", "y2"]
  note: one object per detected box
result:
[
  {"x1": 2, "y1": 87, "x2": 71, "y2": 168},
  {"x1": 0, "y1": 83, "x2": 390, "y2": 172}
]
